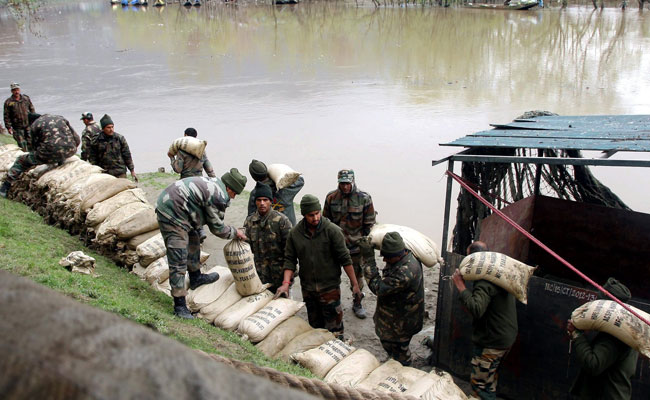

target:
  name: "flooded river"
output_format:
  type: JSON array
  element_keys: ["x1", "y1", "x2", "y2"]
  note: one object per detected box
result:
[{"x1": 1, "y1": 1, "x2": 649, "y2": 243}]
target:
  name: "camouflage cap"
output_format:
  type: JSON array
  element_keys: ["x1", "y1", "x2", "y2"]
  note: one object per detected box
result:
[
  {"x1": 10, "y1": 82, "x2": 19, "y2": 90},
  {"x1": 337, "y1": 169, "x2": 354, "y2": 183},
  {"x1": 600, "y1": 277, "x2": 631, "y2": 302},
  {"x1": 80, "y1": 112, "x2": 93, "y2": 121}
]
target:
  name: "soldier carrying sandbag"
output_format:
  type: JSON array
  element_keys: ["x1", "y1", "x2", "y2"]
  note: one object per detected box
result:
[
  {"x1": 1, "y1": 113, "x2": 80, "y2": 198},
  {"x1": 88, "y1": 114, "x2": 138, "y2": 181},
  {"x1": 247, "y1": 159, "x2": 304, "y2": 226},
  {"x1": 155, "y1": 169, "x2": 248, "y2": 319},
  {"x1": 168, "y1": 128, "x2": 216, "y2": 179}
]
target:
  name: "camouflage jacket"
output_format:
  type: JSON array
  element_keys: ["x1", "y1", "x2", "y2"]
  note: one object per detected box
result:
[
  {"x1": 364, "y1": 251, "x2": 424, "y2": 341},
  {"x1": 170, "y1": 149, "x2": 216, "y2": 179},
  {"x1": 4, "y1": 94, "x2": 35, "y2": 130},
  {"x1": 156, "y1": 176, "x2": 236, "y2": 239},
  {"x1": 244, "y1": 209, "x2": 292, "y2": 289},
  {"x1": 89, "y1": 131, "x2": 135, "y2": 177},
  {"x1": 29, "y1": 114, "x2": 80, "y2": 159},
  {"x1": 80, "y1": 122, "x2": 101, "y2": 161},
  {"x1": 322, "y1": 185, "x2": 376, "y2": 254},
  {"x1": 248, "y1": 176, "x2": 304, "y2": 226}
]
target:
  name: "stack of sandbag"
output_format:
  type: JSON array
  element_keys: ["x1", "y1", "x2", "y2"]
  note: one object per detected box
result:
[
  {"x1": 256, "y1": 317, "x2": 313, "y2": 357},
  {"x1": 198, "y1": 283, "x2": 243, "y2": 323},
  {"x1": 214, "y1": 290, "x2": 275, "y2": 331},
  {"x1": 369, "y1": 224, "x2": 443, "y2": 268},
  {"x1": 404, "y1": 369, "x2": 468, "y2": 400},
  {"x1": 290, "y1": 339, "x2": 355, "y2": 378},
  {"x1": 186, "y1": 266, "x2": 234, "y2": 312},
  {"x1": 274, "y1": 329, "x2": 336, "y2": 363},
  {"x1": 0, "y1": 144, "x2": 26, "y2": 180},
  {"x1": 238, "y1": 298, "x2": 305, "y2": 343},
  {"x1": 357, "y1": 360, "x2": 427, "y2": 393},
  {"x1": 459, "y1": 251, "x2": 536, "y2": 304},
  {"x1": 223, "y1": 239, "x2": 269, "y2": 296},
  {"x1": 95, "y1": 202, "x2": 153, "y2": 246},
  {"x1": 168, "y1": 137, "x2": 207, "y2": 158},
  {"x1": 324, "y1": 348, "x2": 380, "y2": 387},
  {"x1": 136, "y1": 234, "x2": 167, "y2": 267},
  {"x1": 267, "y1": 163, "x2": 301, "y2": 190}
]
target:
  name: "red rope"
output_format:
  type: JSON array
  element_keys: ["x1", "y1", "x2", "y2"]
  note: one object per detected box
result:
[{"x1": 446, "y1": 169, "x2": 650, "y2": 328}]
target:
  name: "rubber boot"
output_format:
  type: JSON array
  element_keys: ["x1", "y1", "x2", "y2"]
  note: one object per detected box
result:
[
  {"x1": 352, "y1": 297, "x2": 367, "y2": 319},
  {"x1": 173, "y1": 296, "x2": 194, "y2": 319},
  {"x1": 198, "y1": 227, "x2": 207, "y2": 244},
  {"x1": 188, "y1": 270, "x2": 219, "y2": 290},
  {"x1": 0, "y1": 181, "x2": 11, "y2": 198}
]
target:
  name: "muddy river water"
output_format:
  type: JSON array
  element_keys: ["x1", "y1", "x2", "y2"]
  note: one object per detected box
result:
[{"x1": 1, "y1": 0, "x2": 649, "y2": 244}]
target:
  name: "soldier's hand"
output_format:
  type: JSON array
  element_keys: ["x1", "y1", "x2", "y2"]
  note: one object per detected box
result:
[
  {"x1": 131, "y1": 171, "x2": 139, "y2": 182},
  {"x1": 274, "y1": 283, "x2": 290, "y2": 299},
  {"x1": 451, "y1": 269, "x2": 466, "y2": 292},
  {"x1": 358, "y1": 236, "x2": 375, "y2": 258},
  {"x1": 235, "y1": 228, "x2": 247, "y2": 241},
  {"x1": 352, "y1": 284, "x2": 362, "y2": 299}
]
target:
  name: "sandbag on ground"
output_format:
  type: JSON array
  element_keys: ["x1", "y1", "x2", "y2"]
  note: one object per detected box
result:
[
  {"x1": 223, "y1": 239, "x2": 267, "y2": 296},
  {"x1": 136, "y1": 234, "x2": 166, "y2": 267},
  {"x1": 168, "y1": 137, "x2": 207, "y2": 159},
  {"x1": 369, "y1": 224, "x2": 443, "y2": 268},
  {"x1": 275, "y1": 329, "x2": 336, "y2": 363},
  {"x1": 324, "y1": 348, "x2": 380, "y2": 387},
  {"x1": 404, "y1": 369, "x2": 468, "y2": 400},
  {"x1": 80, "y1": 177, "x2": 136, "y2": 213},
  {"x1": 116, "y1": 206, "x2": 158, "y2": 240},
  {"x1": 127, "y1": 229, "x2": 160, "y2": 250},
  {"x1": 131, "y1": 263, "x2": 147, "y2": 279},
  {"x1": 86, "y1": 188, "x2": 149, "y2": 227},
  {"x1": 459, "y1": 251, "x2": 536, "y2": 304},
  {"x1": 214, "y1": 291, "x2": 274, "y2": 331},
  {"x1": 95, "y1": 202, "x2": 151, "y2": 244},
  {"x1": 186, "y1": 266, "x2": 234, "y2": 312},
  {"x1": 256, "y1": 316, "x2": 313, "y2": 358},
  {"x1": 238, "y1": 298, "x2": 304, "y2": 343},
  {"x1": 291, "y1": 339, "x2": 355, "y2": 379},
  {"x1": 144, "y1": 257, "x2": 169, "y2": 284},
  {"x1": 32, "y1": 157, "x2": 80, "y2": 188},
  {"x1": 268, "y1": 163, "x2": 301, "y2": 190},
  {"x1": 198, "y1": 283, "x2": 243, "y2": 323},
  {"x1": 357, "y1": 360, "x2": 427, "y2": 393}
]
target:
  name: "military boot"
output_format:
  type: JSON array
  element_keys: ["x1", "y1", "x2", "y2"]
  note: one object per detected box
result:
[
  {"x1": 0, "y1": 181, "x2": 11, "y2": 198},
  {"x1": 352, "y1": 293, "x2": 367, "y2": 319},
  {"x1": 173, "y1": 296, "x2": 194, "y2": 319},
  {"x1": 188, "y1": 270, "x2": 220, "y2": 290}
]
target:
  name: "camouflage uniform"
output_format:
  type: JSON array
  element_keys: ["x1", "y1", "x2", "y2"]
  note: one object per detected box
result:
[
  {"x1": 80, "y1": 122, "x2": 101, "y2": 161},
  {"x1": 171, "y1": 150, "x2": 216, "y2": 179},
  {"x1": 4, "y1": 114, "x2": 80, "y2": 184},
  {"x1": 3, "y1": 93, "x2": 35, "y2": 151},
  {"x1": 248, "y1": 176, "x2": 304, "y2": 226},
  {"x1": 155, "y1": 177, "x2": 237, "y2": 297},
  {"x1": 88, "y1": 131, "x2": 135, "y2": 178},
  {"x1": 363, "y1": 250, "x2": 424, "y2": 366},
  {"x1": 244, "y1": 209, "x2": 292, "y2": 293}
]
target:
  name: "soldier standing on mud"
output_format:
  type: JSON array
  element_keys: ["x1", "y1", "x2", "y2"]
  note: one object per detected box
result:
[
  {"x1": 248, "y1": 159, "x2": 304, "y2": 226},
  {"x1": 168, "y1": 128, "x2": 216, "y2": 179},
  {"x1": 155, "y1": 169, "x2": 248, "y2": 319},
  {"x1": 0, "y1": 113, "x2": 80, "y2": 198},
  {"x1": 359, "y1": 232, "x2": 424, "y2": 366},
  {"x1": 276, "y1": 194, "x2": 362, "y2": 340},
  {"x1": 79, "y1": 112, "x2": 101, "y2": 162},
  {"x1": 323, "y1": 169, "x2": 376, "y2": 319},
  {"x1": 244, "y1": 182, "x2": 292, "y2": 293},
  {"x1": 3, "y1": 83, "x2": 35, "y2": 151},
  {"x1": 88, "y1": 114, "x2": 137, "y2": 181}
]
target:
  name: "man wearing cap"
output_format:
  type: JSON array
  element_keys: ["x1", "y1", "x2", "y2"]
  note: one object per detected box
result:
[
  {"x1": 276, "y1": 194, "x2": 362, "y2": 339},
  {"x1": 244, "y1": 182, "x2": 292, "y2": 293},
  {"x1": 88, "y1": 114, "x2": 137, "y2": 181},
  {"x1": 248, "y1": 159, "x2": 304, "y2": 226},
  {"x1": 3, "y1": 83, "x2": 35, "y2": 151},
  {"x1": 359, "y1": 232, "x2": 424, "y2": 366},
  {"x1": 323, "y1": 169, "x2": 376, "y2": 319},
  {"x1": 168, "y1": 128, "x2": 216, "y2": 179},
  {"x1": 155, "y1": 168, "x2": 248, "y2": 319},
  {"x1": 567, "y1": 278, "x2": 638, "y2": 400},
  {"x1": 1, "y1": 113, "x2": 80, "y2": 198},
  {"x1": 79, "y1": 112, "x2": 101, "y2": 161}
]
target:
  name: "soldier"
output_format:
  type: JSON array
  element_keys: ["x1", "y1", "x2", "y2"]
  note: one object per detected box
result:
[
  {"x1": 3, "y1": 82, "x2": 35, "y2": 151},
  {"x1": 359, "y1": 232, "x2": 424, "y2": 366},
  {"x1": 323, "y1": 169, "x2": 376, "y2": 319},
  {"x1": 1, "y1": 113, "x2": 80, "y2": 198},
  {"x1": 88, "y1": 114, "x2": 137, "y2": 181},
  {"x1": 276, "y1": 194, "x2": 362, "y2": 340},
  {"x1": 155, "y1": 168, "x2": 248, "y2": 319},
  {"x1": 79, "y1": 112, "x2": 101, "y2": 161},
  {"x1": 168, "y1": 128, "x2": 216, "y2": 179},
  {"x1": 243, "y1": 182, "x2": 292, "y2": 293},
  {"x1": 247, "y1": 159, "x2": 304, "y2": 226}
]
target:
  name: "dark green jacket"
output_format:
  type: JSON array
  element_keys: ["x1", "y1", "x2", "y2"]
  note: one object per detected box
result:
[
  {"x1": 89, "y1": 131, "x2": 135, "y2": 177},
  {"x1": 459, "y1": 280, "x2": 518, "y2": 349},
  {"x1": 244, "y1": 209, "x2": 292, "y2": 290},
  {"x1": 4, "y1": 94, "x2": 35, "y2": 130},
  {"x1": 248, "y1": 176, "x2": 304, "y2": 226},
  {"x1": 322, "y1": 184, "x2": 376, "y2": 254},
  {"x1": 570, "y1": 332, "x2": 638, "y2": 400},
  {"x1": 283, "y1": 217, "x2": 352, "y2": 292},
  {"x1": 80, "y1": 122, "x2": 101, "y2": 161}
]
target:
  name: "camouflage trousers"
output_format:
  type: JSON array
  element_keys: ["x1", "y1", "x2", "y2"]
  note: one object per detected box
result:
[
  {"x1": 5, "y1": 151, "x2": 68, "y2": 184},
  {"x1": 12, "y1": 128, "x2": 29, "y2": 152},
  {"x1": 349, "y1": 252, "x2": 365, "y2": 293},
  {"x1": 470, "y1": 346, "x2": 509, "y2": 400},
  {"x1": 302, "y1": 287, "x2": 343, "y2": 338},
  {"x1": 157, "y1": 215, "x2": 201, "y2": 298},
  {"x1": 380, "y1": 338, "x2": 413, "y2": 366}
]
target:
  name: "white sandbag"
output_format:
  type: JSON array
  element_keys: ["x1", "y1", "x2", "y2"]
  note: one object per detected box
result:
[
  {"x1": 213, "y1": 290, "x2": 274, "y2": 331},
  {"x1": 144, "y1": 257, "x2": 169, "y2": 284},
  {"x1": 200, "y1": 251, "x2": 210, "y2": 264},
  {"x1": 95, "y1": 202, "x2": 151, "y2": 242},
  {"x1": 56, "y1": 167, "x2": 103, "y2": 194},
  {"x1": 168, "y1": 137, "x2": 207, "y2": 159},
  {"x1": 291, "y1": 339, "x2": 355, "y2": 379},
  {"x1": 198, "y1": 283, "x2": 242, "y2": 323},
  {"x1": 136, "y1": 233, "x2": 166, "y2": 267},
  {"x1": 324, "y1": 348, "x2": 380, "y2": 387},
  {"x1": 127, "y1": 229, "x2": 160, "y2": 250},
  {"x1": 571, "y1": 300, "x2": 650, "y2": 358},
  {"x1": 131, "y1": 263, "x2": 147, "y2": 279},
  {"x1": 223, "y1": 240, "x2": 267, "y2": 296},
  {"x1": 0, "y1": 143, "x2": 20, "y2": 154},
  {"x1": 238, "y1": 298, "x2": 304, "y2": 343},
  {"x1": 58, "y1": 251, "x2": 96, "y2": 276},
  {"x1": 53, "y1": 172, "x2": 108, "y2": 203},
  {"x1": 186, "y1": 266, "x2": 234, "y2": 312},
  {"x1": 64, "y1": 174, "x2": 118, "y2": 214},
  {"x1": 369, "y1": 224, "x2": 443, "y2": 268},
  {"x1": 275, "y1": 329, "x2": 336, "y2": 363},
  {"x1": 86, "y1": 188, "x2": 148, "y2": 227},
  {"x1": 256, "y1": 316, "x2": 313, "y2": 357},
  {"x1": 404, "y1": 369, "x2": 468, "y2": 400},
  {"x1": 152, "y1": 279, "x2": 172, "y2": 297},
  {"x1": 34, "y1": 157, "x2": 81, "y2": 188},
  {"x1": 115, "y1": 206, "x2": 158, "y2": 239},
  {"x1": 459, "y1": 251, "x2": 536, "y2": 304},
  {"x1": 0, "y1": 148, "x2": 25, "y2": 171},
  {"x1": 80, "y1": 177, "x2": 136, "y2": 213},
  {"x1": 357, "y1": 360, "x2": 427, "y2": 393},
  {"x1": 267, "y1": 163, "x2": 301, "y2": 190}
]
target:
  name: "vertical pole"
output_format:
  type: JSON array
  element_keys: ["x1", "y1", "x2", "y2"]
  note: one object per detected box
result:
[
  {"x1": 534, "y1": 149, "x2": 542, "y2": 196},
  {"x1": 440, "y1": 159, "x2": 455, "y2": 259}
]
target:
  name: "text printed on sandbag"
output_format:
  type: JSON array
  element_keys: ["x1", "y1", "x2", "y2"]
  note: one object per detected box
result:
[{"x1": 544, "y1": 282, "x2": 597, "y2": 302}]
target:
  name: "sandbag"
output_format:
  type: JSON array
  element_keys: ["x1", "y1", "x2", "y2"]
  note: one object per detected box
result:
[
  {"x1": 127, "y1": 229, "x2": 160, "y2": 250},
  {"x1": 571, "y1": 299, "x2": 650, "y2": 358},
  {"x1": 200, "y1": 251, "x2": 210, "y2": 264},
  {"x1": 198, "y1": 283, "x2": 242, "y2": 323},
  {"x1": 459, "y1": 251, "x2": 536, "y2": 304},
  {"x1": 213, "y1": 291, "x2": 274, "y2": 331},
  {"x1": 86, "y1": 188, "x2": 148, "y2": 227},
  {"x1": 53, "y1": 173, "x2": 108, "y2": 204},
  {"x1": 0, "y1": 148, "x2": 25, "y2": 171},
  {"x1": 223, "y1": 240, "x2": 267, "y2": 296},
  {"x1": 168, "y1": 137, "x2": 207, "y2": 159},
  {"x1": 152, "y1": 279, "x2": 172, "y2": 297},
  {"x1": 256, "y1": 316, "x2": 313, "y2": 357},
  {"x1": 34, "y1": 157, "x2": 81, "y2": 188},
  {"x1": 131, "y1": 263, "x2": 147, "y2": 279},
  {"x1": 267, "y1": 163, "x2": 301, "y2": 190},
  {"x1": 238, "y1": 298, "x2": 304, "y2": 343},
  {"x1": 186, "y1": 266, "x2": 234, "y2": 312},
  {"x1": 404, "y1": 369, "x2": 468, "y2": 400},
  {"x1": 357, "y1": 360, "x2": 427, "y2": 393},
  {"x1": 324, "y1": 348, "x2": 380, "y2": 387},
  {"x1": 144, "y1": 257, "x2": 169, "y2": 284},
  {"x1": 291, "y1": 339, "x2": 355, "y2": 379},
  {"x1": 58, "y1": 251, "x2": 96, "y2": 276},
  {"x1": 95, "y1": 202, "x2": 151, "y2": 242},
  {"x1": 275, "y1": 329, "x2": 335, "y2": 363},
  {"x1": 115, "y1": 206, "x2": 158, "y2": 239},
  {"x1": 369, "y1": 224, "x2": 443, "y2": 268},
  {"x1": 80, "y1": 177, "x2": 137, "y2": 213},
  {"x1": 136, "y1": 234, "x2": 166, "y2": 267},
  {"x1": 56, "y1": 167, "x2": 103, "y2": 194}
]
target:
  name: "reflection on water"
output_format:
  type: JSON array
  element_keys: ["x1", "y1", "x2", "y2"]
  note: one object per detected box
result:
[{"x1": 0, "y1": 1, "x2": 649, "y2": 242}]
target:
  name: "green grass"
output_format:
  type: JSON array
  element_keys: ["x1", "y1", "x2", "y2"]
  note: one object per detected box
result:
[
  {"x1": 0, "y1": 134, "x2": 15, "y2": 145},
  {"x1": 0, "y1": 197, "x2": 313, "y2": 378}
]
